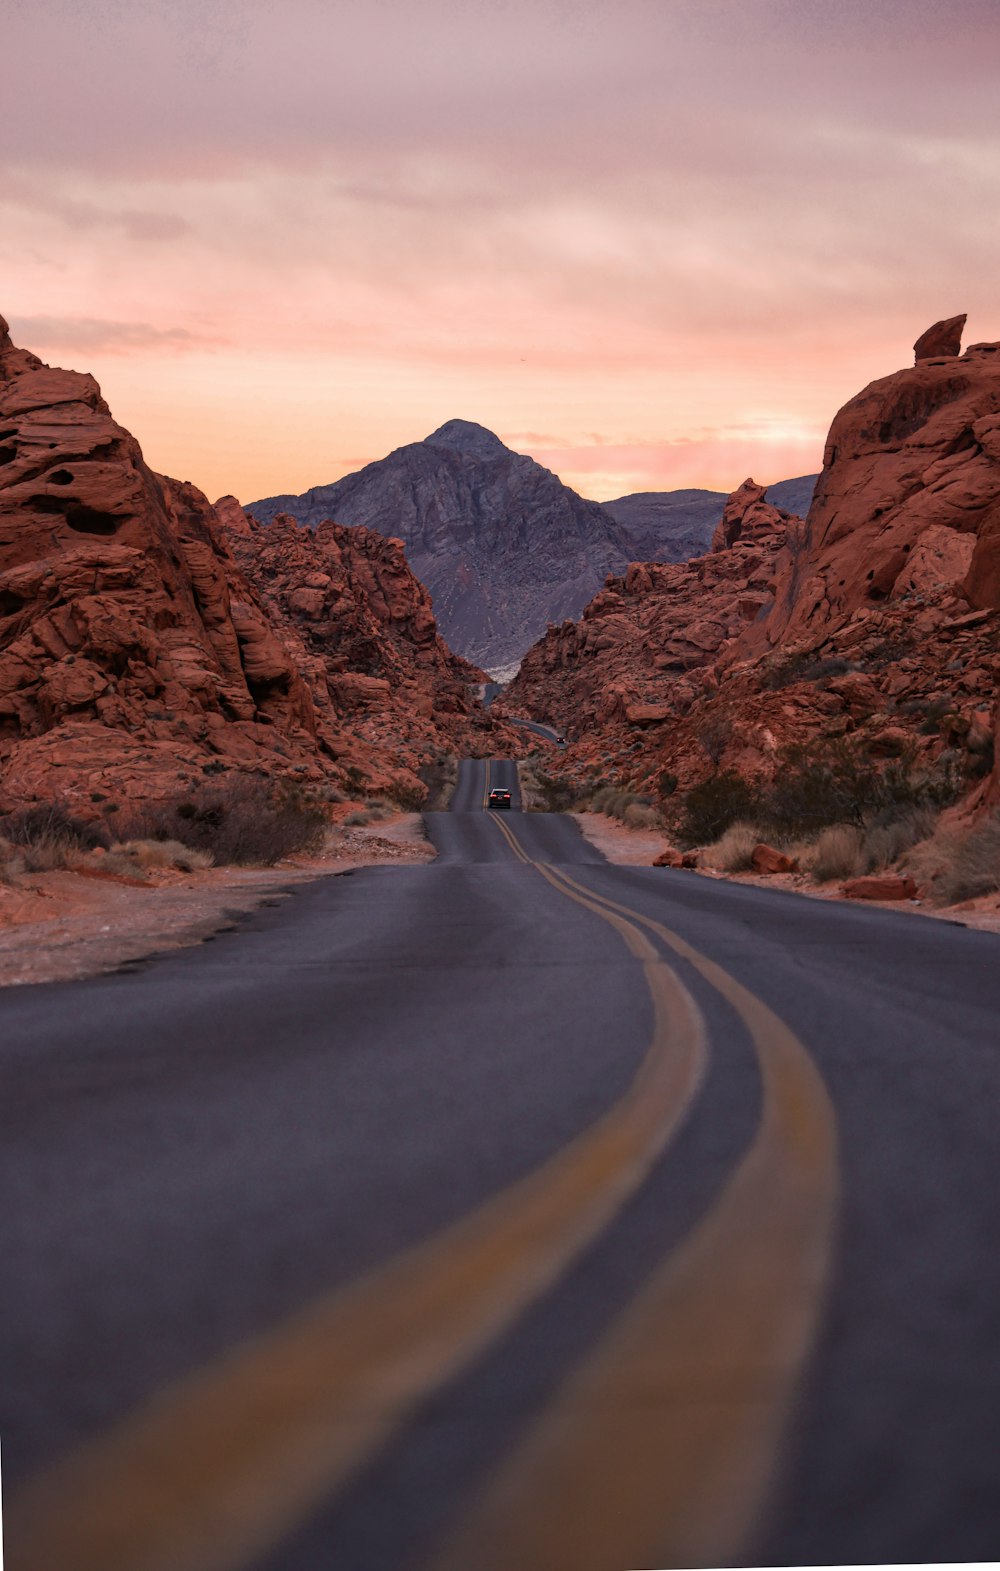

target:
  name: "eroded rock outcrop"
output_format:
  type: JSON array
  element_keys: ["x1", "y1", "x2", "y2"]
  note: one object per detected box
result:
[
  {"x1": 503, "y1": 479, "x2": 792, "y2": 741},
  {"x1": 217, "y1": 503, "x2": 511, "y2": 769},
  {"x1": 0, "y1": 319, "x2": 504, "y2": 812},
  {"x1": 747, "y1": 320, "x2": 1000, "y2": 653},
  {"x1": 913, "y1": 315, "x2": 967, "y2": 363},
  {"x1": 504, "y1": 321, "x2": 1000, "y2": 819}
]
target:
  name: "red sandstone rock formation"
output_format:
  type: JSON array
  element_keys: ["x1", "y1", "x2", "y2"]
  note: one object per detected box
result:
[
  {"x1": 219, "y1": 502, "x2": 513, "y2": 770},
  {"x1": 746, "y1": 319, "x2": 1000, "y2": 655},
  {"x1": 504, "y1": 321, "x2": 1000, "y2": 824},
  {"x1": 502, "y1": 480, "x2": 792, "y2": 743},
  {"x1": 0, "y1": 316, "x2": 504, "y2": 813},
  {"x1": 913, "y1": 315, "x2": 967, "y2": 362}
]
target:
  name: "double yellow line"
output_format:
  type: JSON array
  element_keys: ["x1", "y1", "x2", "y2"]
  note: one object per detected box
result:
[
  {"x1": 5, "y1": 782, "x2": 707, "y2": 1571},
  {"x1": 461, "y1": 811, "x2": 840, "y2": 1571},
  {"x1": 7, "y1": 805, "x2": 838, "y2": 1571}
]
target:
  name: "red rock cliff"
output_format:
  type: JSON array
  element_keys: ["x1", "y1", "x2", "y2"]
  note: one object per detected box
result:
[
  {"x1": 504, "y1": 320, "x2": 1000, "y2": 814},
  {"x1": 0, "y1": 315, "x2": 505, "y2": 812}
]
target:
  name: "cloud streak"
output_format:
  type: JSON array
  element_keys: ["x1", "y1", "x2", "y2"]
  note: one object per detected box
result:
[
  {"x1": 11, "y1": 315, "x2": 223, "y2": 354},
  {"x1": 3, "y1": 0, "x2": 998, "y2": 502}
]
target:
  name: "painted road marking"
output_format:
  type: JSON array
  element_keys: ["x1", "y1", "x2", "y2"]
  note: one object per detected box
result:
[
  {"x1": 432, "y1": 826, "x2": 839, "y2": 1571},
  {"x1": 6, "y1": 827, "x2": 708, "y2": 1571}
]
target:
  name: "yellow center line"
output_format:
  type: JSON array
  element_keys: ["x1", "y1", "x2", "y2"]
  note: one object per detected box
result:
[
  {"x1": 429, "y1": 835, "x2": 840, "y2": 1571},
  {"x1": 481, "y1": 757, "x2": 491, "y2": 810},
  {"x1": 6, "y1": 814, "x2": 708, "y2": 1571}
]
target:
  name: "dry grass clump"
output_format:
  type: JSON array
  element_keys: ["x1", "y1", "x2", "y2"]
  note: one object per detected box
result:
[
  {"x1": 926, "y1": 814, "x2": 1000, "y2": 905},
  {"x1": 701, "y1": 822, "x2": 762, "y2": 873},
  {"x1": 860, "y1": 806, "x2": 937, "y2": 873},
  {"x1": 801, "y1": 807, "x2": 938, "y2": 884},
  {"x1": 419, "y1": 754, "x2": 458, "y2": 811},
  {"x1": 0, "y1": 836, "x2": 25, "y2": 883},
  {"x1": 804, "y1": 824, "x2": 865, "y2": 882},
  {"x1": 342, "y1": 800, "x2": 396, "y2": 828},
  {"x1": 589, "y1": 786, "x2": 662, "y2": 830},
  {"x1": 621, "y1": 802, "x2": 660, "y2": 831},
  {"x1": 111, "y1": 839, "x2": 214, "y2": 873},
  {"x1": 0, "y1": 804, "x2": 110, "y2": 873}
]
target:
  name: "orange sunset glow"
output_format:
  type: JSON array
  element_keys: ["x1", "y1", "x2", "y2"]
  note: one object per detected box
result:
[{"x1": 5, "y1": 0, "x2": 999, "y2": 504}]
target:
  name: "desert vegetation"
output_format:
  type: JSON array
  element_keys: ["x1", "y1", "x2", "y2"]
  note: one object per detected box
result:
[
  {"x1": 417, "y1": 753, "x2": 458, "y2": 811},
  {"x1": 117, "y1": 780, "x2": 328, "y2": 865},
  {"x1": 0, "y1": 780, "x2": 330, "y2": 880},
  {"x1": 675, "y1": 741, "x2": 957, "y2": 847},
  {"x1": 678, "y1": 737, "x2": 1000, "y2": 905}
]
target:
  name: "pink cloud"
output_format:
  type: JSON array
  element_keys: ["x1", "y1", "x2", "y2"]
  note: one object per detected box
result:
[
  {"x1": 2, "y1": 0, "x2": 996, "y2": 505},
  {"x1": 11, "y1": 315, "x2": 224, "y2": 354}
]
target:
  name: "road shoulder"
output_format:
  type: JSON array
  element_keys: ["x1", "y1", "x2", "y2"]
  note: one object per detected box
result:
[
  {"x1": 0, "y1": 815, "x2": 434, "y2": 988},
  {"x1": 571, "y1": 812, "x2": 1000, "y2": 937}
]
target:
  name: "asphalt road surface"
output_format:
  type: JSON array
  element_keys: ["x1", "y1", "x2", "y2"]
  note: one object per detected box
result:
[{"x1": 3, "y1": 758, "x2": 1000, "y2": 1570}]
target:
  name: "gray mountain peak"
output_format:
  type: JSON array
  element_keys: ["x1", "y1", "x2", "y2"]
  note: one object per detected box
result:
[{"x1": 423, "y1": 420, "x2": 511, "y2": 461}]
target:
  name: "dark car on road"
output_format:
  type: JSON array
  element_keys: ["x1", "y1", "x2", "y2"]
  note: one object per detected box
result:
[{"x1": 488, "y1": 788, "x2": 512, "y2": 810}]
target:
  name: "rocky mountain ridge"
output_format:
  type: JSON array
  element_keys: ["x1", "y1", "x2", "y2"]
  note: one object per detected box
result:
[
  {"x1": 251, "y1": 422, "x2": 632, "y2": 674},
  {"x1": 250, "y1": 425, "x2": 817, "y2": 673},
  {"x1": 0, "y1": 316, "x2": 510, "y2": 815}
]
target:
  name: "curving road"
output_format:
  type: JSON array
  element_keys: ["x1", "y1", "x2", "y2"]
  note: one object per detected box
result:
[{"x1": 2, "y1": 758, "x2": 1000, "y2": 1570}]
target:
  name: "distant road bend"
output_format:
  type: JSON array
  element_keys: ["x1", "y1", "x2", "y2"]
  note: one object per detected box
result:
[{"x1": 3, "y1": 759, "x2": 1000, "y2": 1570}]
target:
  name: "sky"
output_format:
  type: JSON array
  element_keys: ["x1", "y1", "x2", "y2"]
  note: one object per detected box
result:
[{"x1": 3, "y1": 0, "x2": 999, "y2": 505}]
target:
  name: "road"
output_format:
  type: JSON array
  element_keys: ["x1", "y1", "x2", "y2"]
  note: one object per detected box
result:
[{"x1": 3, "y1": 757, "x2": 1000, "y2": 1570}]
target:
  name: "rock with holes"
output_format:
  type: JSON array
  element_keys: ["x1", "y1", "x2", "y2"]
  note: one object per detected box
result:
[{"x1": 0, "y1": 317, "x2": 513, "y2": 812}]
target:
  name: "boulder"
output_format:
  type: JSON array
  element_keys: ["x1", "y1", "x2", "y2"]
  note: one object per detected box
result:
[
  {"x1": 751, "y1": 843, "x2": 798, "y2": 875},
  {"x1": 625, "y1": 702, "x2": 673, "y2": 726},
  {"x1": 652, "y1": 846, "x2": 684, "y2": 868},
  {"x1": 842, "y1": 874, "x2": 918, "y2": 901},
  {"x1": 913, "y1": 314, "x2": 966, "y2": 362}
]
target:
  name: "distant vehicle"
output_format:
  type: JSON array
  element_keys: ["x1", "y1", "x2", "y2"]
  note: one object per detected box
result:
[
  {"x1": 554, "y1": 735, "x2": 567, "y2": 746},
  {"x1": 488, "y1": 788, "x2": 512, "y2": 810}
]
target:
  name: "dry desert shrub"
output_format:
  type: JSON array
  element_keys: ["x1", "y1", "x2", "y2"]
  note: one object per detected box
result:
[
  {"x1": 119, "y1": 781, "x2": 327, "y2": 866},
  {"x1": 589, "y1": 785, "x2": 618, "y2": 813},
  {"x1": 702, "y1": 821, "x2": 762, "y2": 872},
  {"x1": 621, "y1": 802, "x2": 661, "y2": 831},
  {"x1": 112, "y1": 839, "x2": 214, "y2": 873},
  {"x1": 0, "y1": 836, "x2": 25, "y2": 883},
  {"x1": 418, "y1": 755, "x2": 458, "y2": 811},
  {"x1": 805, "y1": 824, "x2": 866, "y2": 882},
  {"x1": 859, "y1": 806, "x2": 938, "y2": 873},
  {"x1": 678, "y1": 772, "x2": 762, "y2": 845},
  {"x1": 929, "y1": 814, "x2": 1000, "y2": 905},
  {"x1": 0, "y1": 804, "x2": 111, "y2": 872}
]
